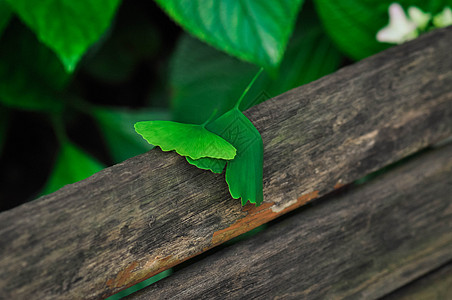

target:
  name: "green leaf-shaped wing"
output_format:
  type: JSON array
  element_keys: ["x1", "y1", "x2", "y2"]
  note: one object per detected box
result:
[
  {"x1": 6, "y1": 0, "x2": 121, "y2": 72},
  {"x1": 155, "y1": 0, "x2": 304, "y2": 70},
  {"x1": 186, "y1": 156, "x2": 226, "y2": 174},
  {"x1": 189, "y1": 109, "x2": 263, "y2": 206},
  {"x1": 134, "y1": 120, "x2": 237, "y2": 160}
]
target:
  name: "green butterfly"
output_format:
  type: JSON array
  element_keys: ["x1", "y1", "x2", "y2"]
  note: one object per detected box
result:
[{"x1": 136, "y1": 69, "x2": 264, "y2": 206}]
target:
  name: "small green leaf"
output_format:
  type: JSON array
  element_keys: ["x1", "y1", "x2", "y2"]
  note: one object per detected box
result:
[
  {"x1": 41, "y1": 142, "x2": 105, "y2": 195},
  {"x1": 189, "y1": 108, "x2": 263, "y2": 206},
  {"x1": 155, "y1": 0, "x2": 304, "y2": 70},
  {"x1": 134, "y1": 120, "x2": 237, "y2": 160},
  {"x1": 186, "y1": 156, "x2": 226, "y2": 174},
  {"x1": 0, "y1": 21, "x2": 70, "y2": 111},
  {"x1": 6, "y1": 0, "x2": 121, "y2": 72},
  {"x1": 93, "y1": 107, "x2": 170, "y2": 163},
  {"x1": 0, "y1": 0, "x2": 12, "y2": 38}
]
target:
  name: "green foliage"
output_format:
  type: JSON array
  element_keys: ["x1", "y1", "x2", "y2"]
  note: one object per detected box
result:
[
  {"x1": 0, "y1": 0, "x2": 12, "y2": 37},
  {"x1": 83, "y1": 4, "x2": 161, "y2": 83},
  {"x1": 169, "y1": 8, "x2": 343, "y2": 124},
  {"x1": 94, "y1": 107, "x2": 170, "y2": 163},
  {"x1": 6, "y1": 0, "x2": 121, "y2": 72},
  {"x1": 314, "y1": 0, "x2": 452, "y2": 60},
  {"x1": 155, "y1": 0, "x2": 304, "y2": 71},
  {"x1": 41, "y1": 141, "x2": 105, "y2": 195},
  {"x1": 0, "y1": 21, "x2": 70, "y2": 111},
  {"x1": 188, "y1": 108, "x2": 263, "y2": 206},
  {"x1": 2, "y1": 0, "x2": 434, "y2": 295},
  {"x1": 169, "y1": 35, "x2": 258, "y2": 124},
  {"x1": 135, "y1": 120, "x2": 237, "y2": 160}
]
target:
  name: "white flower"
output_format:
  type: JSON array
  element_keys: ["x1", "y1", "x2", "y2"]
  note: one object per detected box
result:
[
  {"x1": 376, "y1": 3, "x2": 418, "y2": 44},
  {"x1": 433, "y1": 6, "x2": 452, "y2": 28},
  {"x1": 408, "y1": 6, "x2": 431, "y2": 30}
]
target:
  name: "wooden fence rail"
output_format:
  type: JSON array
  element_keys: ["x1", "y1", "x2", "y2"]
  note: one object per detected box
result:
[
  {"x1": 382, "y1": 262, "x2": 452, "y2": 300},
  {"x1": 129, "y1": 143, "x2": 452, "y2": 299},
  {"x1": 0, "y1": 26, "x2": 451, "y2": 299}
]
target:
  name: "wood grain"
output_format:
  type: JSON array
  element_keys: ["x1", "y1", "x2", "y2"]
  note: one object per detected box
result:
[
  {"x1": 0, "y1": 26, "x2": 452, "y2": 299},
  {"x1": 129, "y1": 143, "x2": 452, "y2": 300},
  {"x1": 382, "y1": 262, "x2": 452, "y2": 300}
]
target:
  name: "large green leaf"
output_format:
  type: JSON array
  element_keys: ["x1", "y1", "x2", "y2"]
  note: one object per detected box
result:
[
  {"x1": 314, "y1": 0, "x2": 451, "y2": 60},
  {"x1": 6, "y1": 0, "x2": 121, "y2": 72},
  {"x1": 134, "y1": 120, "x2": 237, "y2": 160},
  {"x1": 0, "y1": 21, "x2": 70, "y2": 111},
  {"x1": 170, "y1": 8, "x2": 343, "y2": 124},
  {"x1": 41, "y1": 142, "x2": 105, "y2": 195},
  {"x1": 169, "y1": 35, "x2": 258, "y2": 124},
  {"x1": 93, "y1": 107, "x2": 170, "y2": 163},
  {"x1": 188, "y1": 108, "x2": 263, "y2": 206},
  {"x1": 155, "y1": 0, "x2": 304, "y2": 70},
  {"x1": 0, "y1": 0, "x2": 12, "y2": 37},
  {"x1": 82, "y1": 3, "x2": 160, "y2": 83}
]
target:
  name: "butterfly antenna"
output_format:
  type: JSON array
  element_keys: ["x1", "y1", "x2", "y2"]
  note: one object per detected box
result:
[
  {"x1": 234, "y1": 68, "x2": 264, "y2": 110},
  {"x1": 201, "y1": 108, "x2": 219, "y2": 127}
]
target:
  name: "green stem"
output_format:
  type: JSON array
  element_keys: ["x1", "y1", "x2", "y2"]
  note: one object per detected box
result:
[
  {"x1": 50, "y1": 113, "x2": 68, "y2": 144},
  {"x1": 234, "y1": 67, "x2": 264, "y2": 110},
  {"x1": 66, "y1": 96, "x2": 95, "y2": 116},
  {"x1": 201, "y1": 108, "x2": 219, "y2": 127}
]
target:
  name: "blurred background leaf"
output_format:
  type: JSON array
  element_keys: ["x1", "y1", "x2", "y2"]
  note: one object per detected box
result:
[
  {"x1": 83, "y1": 3, "x2": 161, "y2": 84},
  {"x1": 0, "y1": 0, "x2": 12, "y2": 37},
  {"x1": 6, "y1": 0, "x2": 122, "y2": 72},
  {"x1": 314, "y1": 0, "x2": 452, "y2": 60},
  {"x1": 93, "y1": 106, "x2": 170, "y2": 163},
  {"x1": 41, "y1": 141, "x2": 105, "y2": 195},
  {"x1": 0, "y1": 21, "x2": 70, "y2": 112},
  {"x1": 0, "y1": 107, "x2": 9, "y2": 156},
  {"x1": 170, "y1": 5, "x2": 343, "y2": 124},
  {"x1": 0, "y1": 0, "x2": 179, "y2": 209},
  {"x1": 169, "y1": 34, "x2": 258, "y2": 124},
  {"x1": 155, "y1": 0, "x2": 305, "y2": 71}
]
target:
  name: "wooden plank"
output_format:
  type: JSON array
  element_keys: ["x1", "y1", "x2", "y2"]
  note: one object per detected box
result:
[
  {"x1": 381, "y1": 262, "x2": 452, "y2": 300},
  {"x1": 1, "y1": 26, "x2": 452, "y2": 299},
  {"x1": 129, "y1": 143, "x2": 452, "y2": 300}
]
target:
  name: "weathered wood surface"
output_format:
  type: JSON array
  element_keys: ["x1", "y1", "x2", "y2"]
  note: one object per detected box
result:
[
  {"x1": 0, "y1": 26, "x2": 452, "y2": 299},
  {"x1": 129, "y1": 143, "x2": 452, "y2": 299},
  {"x1": 382, "y1": 262, "x2": 452, "y2": 300}
]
